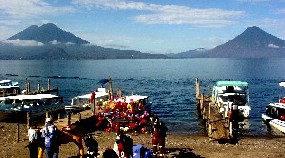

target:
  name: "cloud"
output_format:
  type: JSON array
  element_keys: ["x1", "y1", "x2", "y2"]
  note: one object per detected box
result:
[
  {"x1": 0, "y1": 0, "x2": 75, "y2": 19},
  {"x1": 72, "y1": 0, "x2": 245, "y2": 27},
  {"x1": 104, "y1": 43, "x2": 129, "y2": 49},
  {"x1": 268, "y1": 44, "x2": 280, "y2": 48},
  {"x1": 2, "y1": 39, "x2": 44, "y2": 46},
  {"x1": 49, "y1": 40, "x2": 61, "y2": 45},
  {"x1": 276, "y1": 8, "x2": 285, "y2": 14},
  {"x1": 236, "y1": 0, "x2": 269, "y2": 2}
]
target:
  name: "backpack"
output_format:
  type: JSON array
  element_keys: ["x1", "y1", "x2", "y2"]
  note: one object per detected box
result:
[{"x1": 43, "y1": 124, "x2": 58, "y2": 148}]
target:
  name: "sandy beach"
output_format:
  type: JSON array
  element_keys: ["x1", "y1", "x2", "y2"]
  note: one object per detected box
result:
[{"x1": 1, "y1": 122, "x2": 285, "y2": 158}]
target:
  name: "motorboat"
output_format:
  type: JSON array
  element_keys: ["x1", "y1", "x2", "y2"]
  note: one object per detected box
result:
[
  {"x1": 262, "y1": 82, "x2": 285, "y2": 134},
  {"x1": 0, "y1": 93, "x2": 64, "y2": 121},
  {"x1": 66, "y1": 87, "x2": 109, "y2": 111},
  {"x1": 211, "y1": 80, "x2": 251, "y2": 118},
  {"x1": 0, "y1": 80, "x2": 20, "y2": 96}
]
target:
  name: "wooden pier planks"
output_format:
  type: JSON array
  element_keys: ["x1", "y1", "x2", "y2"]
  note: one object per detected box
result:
[{"x1": 195, "y1": 78, "x2": 231, "y2": 140}]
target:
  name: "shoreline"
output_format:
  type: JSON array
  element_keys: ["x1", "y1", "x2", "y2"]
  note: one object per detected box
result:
[{"x1": 1, "y1": 122, "x2": 285, "y2": 158}]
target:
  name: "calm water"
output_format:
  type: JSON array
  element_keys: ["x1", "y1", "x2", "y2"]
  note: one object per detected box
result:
[{"x1": 1, "y1": 58, "x2": 285, "y2": 135}]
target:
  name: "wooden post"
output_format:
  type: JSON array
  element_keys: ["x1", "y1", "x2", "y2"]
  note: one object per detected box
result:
[
  {"x1": 26, "y1": 112, "x2": 30, "y2": 128},
  {"x1": 37, "y1": 82, "x2": 40, "y2": 92},
  {"x1": 109, "y1": 77, "x2": 113, "y2": 100},
  {"x1": 27, "y1": 81, "x2": 30, "y2": 94},
  {"x1": 67, "y1": 111, "x2": 71, "y2": 125},
  {"x1": 117, "y1": 88, "x2": 122, "y2": 97},
  {"x1": 48, "y1": 79, "x2": 50, "y2": 90},
  {"x1": 25, "y1": 78, "x2": 28, "y2": 94},
  {"x1": 46, "y1": 112, "x2": 49, "y2": 119},
  {"x1": 93, "y1": 97, "x2": 96, "y2": 115},
  {"x1": 17, "y1": 123, "x2": 20, "y2": 143},
  {"x1": 201, "y1": 93, "x2": 204, "y2": 111},
  {"x1": 58, "y1": 112, "x2": 61, "y2": 119},
  {"x1": 196, "y1": 78, "x2": 200, "y2": 99}
]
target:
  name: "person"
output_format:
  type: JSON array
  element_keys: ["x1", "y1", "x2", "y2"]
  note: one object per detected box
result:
[
  {"x1": 28, "y1": 122, "x2": 39, "y2": 158},
  {"x1": 41, "y1": 118, "x2": 59, "y2": 158}
]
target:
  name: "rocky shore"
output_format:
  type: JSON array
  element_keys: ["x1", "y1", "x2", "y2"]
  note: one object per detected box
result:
[{"x1": 1, "y1": 122, "x2": 285, "y2": 158}]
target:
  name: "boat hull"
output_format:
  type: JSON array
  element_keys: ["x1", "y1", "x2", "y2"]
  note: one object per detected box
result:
[
  {"x1": 0, "y1": 104, "x2": 65, "y2": 123},
  {"x1": 262, "y1": 114, "x2": 285, "y2": 134}
]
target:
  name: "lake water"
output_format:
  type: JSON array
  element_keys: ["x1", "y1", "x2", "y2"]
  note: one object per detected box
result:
[{"x1": 1, "y1": 58, "x2": 285, "y2": 135}]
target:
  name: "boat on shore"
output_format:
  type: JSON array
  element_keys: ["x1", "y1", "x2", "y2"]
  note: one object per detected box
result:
[
  {"x1": 0, "y1": 80, "x2": 20, "y2": 96},
  {"x1": 0, "y1": 93, "x2": 64, "y2": 122},
  {"x1": 262, "y1": 82, "x2": 285, "y2": 134}
]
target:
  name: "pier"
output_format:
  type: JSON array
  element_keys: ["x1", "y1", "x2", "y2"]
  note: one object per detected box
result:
[{"x1": 195, "y1": 78, "x2": 234, "y2": 140}]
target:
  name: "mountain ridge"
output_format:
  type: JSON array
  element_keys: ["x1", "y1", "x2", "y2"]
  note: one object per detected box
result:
[
  {"x1": 7, "y1": 23, "x2": 90, "y2": 45},
  {"x1": 171, "y1": 26, "x2": 285, "y2": 58},
  {"x1": 1, "y1": 23, "x2": 168, "y2": 60}
]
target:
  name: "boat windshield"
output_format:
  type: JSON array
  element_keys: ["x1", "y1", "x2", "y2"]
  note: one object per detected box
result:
[
  {"x1": 219, "y1": 93, "x2": 247, "y2": 105},
  {"x1": 266, "y1": 105, "x2": 285, "y2": 119}
]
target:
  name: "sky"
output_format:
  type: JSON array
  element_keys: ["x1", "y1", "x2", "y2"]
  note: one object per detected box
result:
[{"x1": 1, "y1": 0, "x2": 285, "y2": 54}]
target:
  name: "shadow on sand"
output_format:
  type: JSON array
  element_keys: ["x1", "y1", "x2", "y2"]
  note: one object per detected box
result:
[{"x1": 166, "y1": 147, "x2": 205, "y2": 158}]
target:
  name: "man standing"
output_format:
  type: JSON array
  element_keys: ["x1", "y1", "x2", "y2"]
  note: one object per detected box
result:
[
  {"x1": 28, "y1": 122, "x2": 38, "y2": 158},
  {"x1": 41, "y1": 118, "x2": 59, "y2": 158}
]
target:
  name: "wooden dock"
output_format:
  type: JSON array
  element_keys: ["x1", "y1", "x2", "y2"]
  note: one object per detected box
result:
[{"x1": 195, "y1": 78, "x2": 234, "y2": 140}]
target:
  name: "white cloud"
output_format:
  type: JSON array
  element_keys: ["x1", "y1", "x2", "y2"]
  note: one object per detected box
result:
[
  {"x1": 50, "y1": 40, "x2": 61, "y2": 45},
  {"x1": 66, "y1": 42, "x2": 75, "y2": 45},
  {"x1": 268, "y1": 43, "x2": 280, "y2": 48},
  {"x1": 236, "y1": 0, "x2": 269, "y2": 2},
  {"x1": 277, "y1": 8, "x2": 285, "y2": 14},
  {"x1": 72, "y1": 0, "x2": 245, "y2": 27},
  {"x1": 0, "y1": 0, "x2": 75, "y2": 19},
  {"x1": 2, "y1": 39, "x2": 44, "y2": 46}
]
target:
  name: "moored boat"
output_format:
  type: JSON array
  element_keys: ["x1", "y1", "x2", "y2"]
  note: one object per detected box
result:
[
  {"x1": 0, "y1": 80, "x2": 20, "y2": 96},
  {"x1": 211, "y1": 80, "x2": 251, "y2": 118},
  {"x1": 196, "y1": 78, "x2": 249, "y2": 140},
  {"x1": 262, "y1": 82, "x2": 285, "y2": 134},
  {"x1": 66, "y1": 87, "x2": 109, "y2": 111},
  {"x1": 0, "y1": 93, "x2": 64, "y2": 122}
]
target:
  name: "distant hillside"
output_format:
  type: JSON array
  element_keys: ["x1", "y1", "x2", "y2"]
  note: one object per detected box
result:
[
  {"x1": 170, "y1": 26, "x2": 285, "y2": 58},
  {"x1": 166, "y1": 48, "x2": 207, "y2": 58},
  {"x1": 0, "y1": 23, "x2": 168, "y2": 60}
]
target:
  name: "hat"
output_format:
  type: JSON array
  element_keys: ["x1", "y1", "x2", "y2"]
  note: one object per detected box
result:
[{"x1": 45, "y1": 118, "x2": 52, "y2": 123}]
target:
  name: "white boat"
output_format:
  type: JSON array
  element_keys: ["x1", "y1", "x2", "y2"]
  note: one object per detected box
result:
[
  {"x1": 211, "y1": 80, "x2": 251, "y2": 118},
  {"x1": 0, "y1": 80, "x2": 20, "y2": 96},
  {"x1": 262, "y1": 82, "x2": 285, "y2": 134},
  {"x1": 0, "y1": 93, "x2": 64, "y2": 121},
  {"x1": 66, "y1": 87, "x2": 109, "y2": 111}
]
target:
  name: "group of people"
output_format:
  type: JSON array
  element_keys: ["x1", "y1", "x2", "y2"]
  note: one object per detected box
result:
[
  {"x1": 94, "y1": 98, "x2": 154, "y2": 134},
  {"x1": 27, "y1": 118, "x2": 60, "y2": 158},
  {"x1": 27, "y1": 115, "x2": 168, "y2": 158}
]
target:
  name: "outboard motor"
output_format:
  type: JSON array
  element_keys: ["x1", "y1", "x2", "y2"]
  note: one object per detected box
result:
[{"x1": 84, "y1": 133, "x2": 98, "y2": 158}]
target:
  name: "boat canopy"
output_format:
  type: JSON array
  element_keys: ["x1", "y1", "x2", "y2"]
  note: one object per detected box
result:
[
  {"x1": 0, "y1": 80, "x2": 19, "y2": 87},
  {"x1": 216, "y1": 81, "x2": 248, "y2": 87},
  {"x1": 6, "y1": 94, "x2": 58, "y2": 100},
  {"x1": 74, "y1": 90, "x2": 108, "y2": 99}
]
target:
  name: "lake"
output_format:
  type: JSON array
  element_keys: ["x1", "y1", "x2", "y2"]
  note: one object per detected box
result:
[{"x1": 1, "y1": 58, "x2": 285, "y2": 135}]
